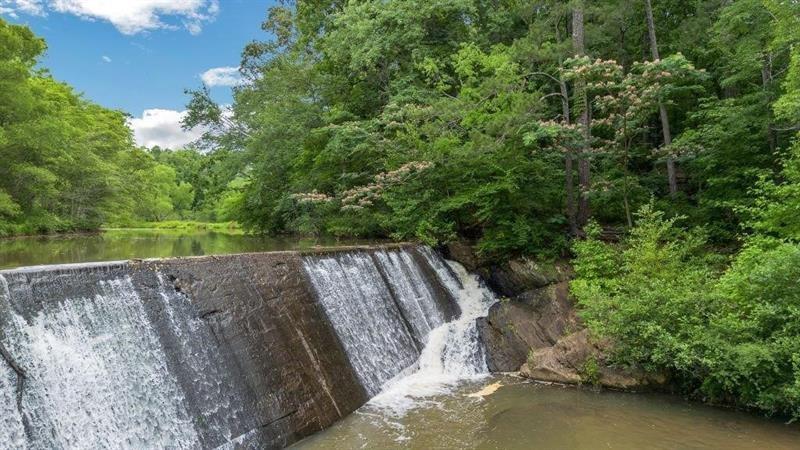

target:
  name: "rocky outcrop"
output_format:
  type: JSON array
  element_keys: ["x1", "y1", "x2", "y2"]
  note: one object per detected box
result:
[
  {"x1": 446, "y1": 241, "x2": 663, "y2": 390},
  {"x1": 442, "y1": 242, "x2": 571, "y2": 297},
  {"x1": 521, "y1": 329, "x2": 666, "y2": 390},
  {"x1": 476, "y1": 281, "x2": 578, "y2": 372},
  {"x1": 484, "y1": 258, "x2": 572, "y2": 298}
]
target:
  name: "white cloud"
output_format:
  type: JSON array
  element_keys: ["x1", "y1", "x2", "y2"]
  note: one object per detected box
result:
[
  {"x1": 128, "y1": 109, "x2": 205, "y2": 149},
  {"x1": 0, "y1": 7, "x2": 19, "y2": 17},
  {"x1": 1, "y1": 0, "x2": 43, "y2": 15},
  {"x1": 101, "y1": 55, "x2": 111, "y2": 63},
  {"x1": 0, "y1": 0, "x2": 219, "y2": 35},
  {"x1": 200, "y1": 66, "x2": 242, "y2": 87}
]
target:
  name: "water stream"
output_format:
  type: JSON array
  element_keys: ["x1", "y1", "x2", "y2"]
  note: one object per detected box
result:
[{"x1": 301, "y1": 248, "x2": 496, "y2": 400}]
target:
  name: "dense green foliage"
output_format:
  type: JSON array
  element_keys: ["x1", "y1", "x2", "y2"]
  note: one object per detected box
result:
[
  {"x1": 184, "y1": 0, "x2": 799, "y2": 258},
  {"x1": 573, "y1": 202, "x2": 800, "y2": 417},
  {"x1": 574, "y1": 142, "x2": 800, "y2": 418},
  {"x1": 0, "y1": 18, "x2": 229, "y2": 235},
  {"x1": 566, "y1": 1, "x2": 800, "y2": 418}
]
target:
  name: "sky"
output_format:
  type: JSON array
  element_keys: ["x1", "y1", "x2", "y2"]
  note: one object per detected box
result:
[{"x1": 0, "y1": 0, "x2": 276, "y2": 148}]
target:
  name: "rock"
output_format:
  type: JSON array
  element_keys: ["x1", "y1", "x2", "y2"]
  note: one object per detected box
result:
[
  {"x1": 520, "y1": 329, "x2": 595, "y2": 382},
  {"x1": 520, "y1": 329, "x2": 666, "y2": 390},
  {"x1": 477, "y1": 281, "x2": 578, "y2": 372},
  {"x1": 486, "y1": 258, "x2": 572, "y2": 298},
  {"x1": 443, "y1": 241, "x2": 484, "y2": 272}
]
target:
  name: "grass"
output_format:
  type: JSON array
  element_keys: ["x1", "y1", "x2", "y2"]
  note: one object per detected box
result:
[{"x1": 102, "y1": 220, "x2": 243, "y2": 233}]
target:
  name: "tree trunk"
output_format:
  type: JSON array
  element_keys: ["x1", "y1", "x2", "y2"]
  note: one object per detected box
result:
[
  {"x1": 762, "y1": 53, "x2": 777, "y2": 153},
  {"x1": 557, "y1": 19, "x2": 578, "y2": 237},
  {"x1": 573, "y1": 2, "x2": 591, "y2": 227},
  {"x1": 645, "y1": 0, "x2": 678, "y2": 196},
  {"x1": 561, "y1": 78, "x2": 578, "y2": 236}
]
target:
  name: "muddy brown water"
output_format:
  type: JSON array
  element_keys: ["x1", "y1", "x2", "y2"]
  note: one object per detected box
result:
[{"x1": 293, "y1": 376, "x2": 800, "y2": 450}]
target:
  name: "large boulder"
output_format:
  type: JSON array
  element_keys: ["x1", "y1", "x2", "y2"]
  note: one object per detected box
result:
[
  {"x1": 486, "y1": 258, "x2": 572, "y2": 298},
  {"x1": 443, "y1": 241, "x2": 487, "y2": 273},
  {"x1": 521, "y1": 329, "x2": 667, "y2": 390},
  {"x1": 441, "y1": 241, "x2": 571, "y2": 297},
  {"x1": 477, "y1": 281, "x2": 578, "y2": 372}
]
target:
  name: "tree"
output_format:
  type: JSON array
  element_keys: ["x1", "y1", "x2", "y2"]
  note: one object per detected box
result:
[
  {"x1": 572, "y1": 0, "x2": 592, "y2": 228},
  {"x1": 644, "y1": 0, "x2": 678, "y2": 196}
]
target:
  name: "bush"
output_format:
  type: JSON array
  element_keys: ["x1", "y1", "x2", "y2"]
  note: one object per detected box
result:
[
  {"x1": 703, "y1": 239, "x2": 800, "y2": 416},
  {"x1": 572, "y1": 204, "x2": 800, "y2": 418},
  {"x1": 572, "y1": 205, "x2": 714, "y2": 372}
]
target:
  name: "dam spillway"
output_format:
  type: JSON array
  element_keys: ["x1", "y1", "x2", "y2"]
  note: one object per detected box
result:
[{"x1": 0, "y1": 245, "x2": 493, "y2": 449}]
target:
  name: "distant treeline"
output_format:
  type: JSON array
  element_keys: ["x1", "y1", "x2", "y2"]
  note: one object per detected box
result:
[{"x1": 0, "y1": 18, "x2": 241, "y2": 236}]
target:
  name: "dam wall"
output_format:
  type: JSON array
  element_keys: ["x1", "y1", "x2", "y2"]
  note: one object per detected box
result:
[{"x1": 0, "y1": 245, "x2": 462, "y2": 449}]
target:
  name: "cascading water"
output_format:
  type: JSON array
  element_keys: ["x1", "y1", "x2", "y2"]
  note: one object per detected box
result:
[
  {"x1": 0, "y1": 266, "x2": 257, "y2": 450},
  {"x1": 0, "y1": 245, "x2": 496, "y2": 449},
  {"x1": 0, "y1": 275, "x2": 201, "y2": 449},
  {"x1": 368, "y1": 249, "x2": 497, "y2": 415},
  {"x1": 302, "y1": 246, "x2": 497, "y2": 415},
  {"x1": 371, "y1": 250, "x2": 450, "y2": 343},
  {"x1": 302, "y1": 252, "x2": 424, "y2": 397}
]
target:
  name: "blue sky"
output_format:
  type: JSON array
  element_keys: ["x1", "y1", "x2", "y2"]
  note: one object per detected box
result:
[{"x1": 0, "y1": 0, "x2": 276, "y2": 148}]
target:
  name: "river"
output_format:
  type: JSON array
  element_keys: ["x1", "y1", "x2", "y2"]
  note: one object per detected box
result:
[
  {"x1": 0, "y1": 228, "x2": 378, "y2": 269},
  {"x1": 294, "y1": 375, "x2": 800, "y2": 449},
  {"x1": 1, "y1": 231, "x2": 798, "y2": 449}
]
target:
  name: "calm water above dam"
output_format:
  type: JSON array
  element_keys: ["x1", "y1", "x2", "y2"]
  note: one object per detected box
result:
[
  {"x1": 0, "y1": 229, "x2": 379, "y2": 269},
  {"x1": 295, "y1": 376, "x2": 800, "y2": 450}
]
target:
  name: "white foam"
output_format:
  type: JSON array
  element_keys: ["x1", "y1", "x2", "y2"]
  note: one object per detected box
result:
[
  {"x1": 2, "y1": 277, "x2": 200, "y2": 449},
  {"x1": 367, "y1": 259, "x2": 496, "y2": 417},
  {"x1": 303, "y1": 253, "x2": 421, "y2": 397},
  {"x1": 0, "y1": 346, "x2": 27, "y2": 449}
]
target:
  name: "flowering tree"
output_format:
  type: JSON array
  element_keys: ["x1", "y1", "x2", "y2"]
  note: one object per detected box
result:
[
  {"x1": 527, "y1": 54, "x2": 704, "y2": 227},
  {"x1": 572, "y1": 54, "x2": 703, "y2": 226},
  {"x1": 290, "y1": 161, "x2": 434, "y2": 234},
  {"x1": 339, "y1": 161, "x2": 433, "y2": 212}
]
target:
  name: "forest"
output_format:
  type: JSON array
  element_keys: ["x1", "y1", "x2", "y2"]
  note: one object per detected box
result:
[
  {"x1": 2, "y1": 0, "x2": 800, "y2": 418},
  {"x1": 0, "y1": 18, "x2": 243, "y2": 235}
]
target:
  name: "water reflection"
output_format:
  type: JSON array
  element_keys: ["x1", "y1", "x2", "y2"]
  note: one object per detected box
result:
[{"x1": 0, "y1": 229, "x2": 381, "y2": 269}]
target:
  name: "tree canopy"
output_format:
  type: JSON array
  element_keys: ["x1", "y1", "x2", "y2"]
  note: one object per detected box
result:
[{"x1": 182, "y1": 0, "x2": 800, "y2": 259}]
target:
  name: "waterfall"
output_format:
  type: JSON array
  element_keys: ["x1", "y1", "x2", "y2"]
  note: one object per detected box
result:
[
  {"x1": 368, "y1": 251, "x2": 496, "y2": 415},
  {"x1": 0, "y1": 275, "x2": 201, "y2": 449},
  {"x1": 0, "y1": 267, "x2": 256, "y2": 450},
  {"x1": 302, "y1": 247, "x2": 496, "y2": 413},
  {"x1": 302, "y1": 252, "x2": 422, "y2": 397},
  {"x1": 0, "y1": 245, "x2": 496, "y2": 448},
  {"x1": 301, "y1": 247, "x2": 465, "y2": 397}
]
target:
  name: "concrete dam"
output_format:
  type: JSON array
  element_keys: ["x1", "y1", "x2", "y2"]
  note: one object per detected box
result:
[{"x1": 0, "y1": 245, "x2": 495, "y2": 449}]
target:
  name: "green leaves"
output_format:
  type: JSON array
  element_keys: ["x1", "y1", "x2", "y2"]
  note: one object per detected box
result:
[
  {"x1": 746, "y1": 140, "x2": 800, "y2": 240},
  {"x1": 572, "y1": 202, "x2": 800, "y2": 418},
  {"x1": 0, "y1": 190, "x2": 21, "y2": 219}
]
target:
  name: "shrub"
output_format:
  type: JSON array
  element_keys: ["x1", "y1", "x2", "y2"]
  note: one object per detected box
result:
[{"x1": 571, "y1": 205, "x2": 800, "y2": 418}]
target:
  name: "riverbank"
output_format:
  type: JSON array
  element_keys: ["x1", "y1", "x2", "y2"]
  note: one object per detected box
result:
[
  {"x1": 442, "y1": 241, "x2": 651, "y2": 386},
  {"x1": 445, "y1": 238, "x2": 800, "y2": 421},
  {"x1": 0, "y1": 220, "x2": 242, "y2": 239},
  {"x1": 105, "y1": 220, "x2": 242, "y2": 233}
]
